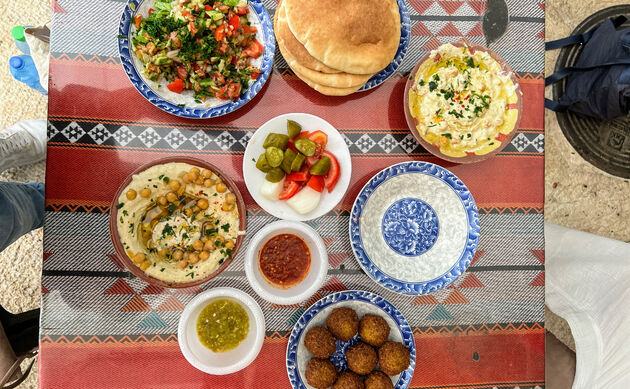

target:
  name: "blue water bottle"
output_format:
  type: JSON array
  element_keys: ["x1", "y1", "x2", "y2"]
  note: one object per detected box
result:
[
  {"x1": 11, "y1": 26, "x2": 31, "y2": 55},
  {"x1": 9, "y1": 55, "x2": 47, "y2": 94}
]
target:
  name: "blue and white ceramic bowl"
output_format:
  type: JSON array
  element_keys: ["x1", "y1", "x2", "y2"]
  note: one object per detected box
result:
[
  {"x1": 350, "y1": 162, "x2": 479, "y2": 295},
  {"x1": 359, "y1": 0, "x2": 410, "y2": 91},
  {"x1": 286, "y1": 290, "x2": 415, "y2": 389},
  {"x1": 118, "y1": 0, "x2": 275, "y2": 118}
]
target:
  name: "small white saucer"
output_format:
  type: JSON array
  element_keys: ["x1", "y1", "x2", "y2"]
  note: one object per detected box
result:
[
  {"x1": 244, "y1": 220, "x2": 328, "y2": 305},
  {"x1": 178, "y1": 287, "x2": 265, "y2": 375}
]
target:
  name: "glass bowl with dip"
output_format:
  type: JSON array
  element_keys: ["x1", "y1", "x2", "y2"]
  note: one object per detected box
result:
[
  {"x1": 108, "y1": 156, "x2": 246, "y2": 288},
  {"x1": 244, "y1": 220, "x2": 328, "y2": 305},
  {"x1": 178, "y1": 287, "x2": 265, "y2": 375},
  {"x1": 404, "y1": 38, "x2": 522, "y2": 163}
]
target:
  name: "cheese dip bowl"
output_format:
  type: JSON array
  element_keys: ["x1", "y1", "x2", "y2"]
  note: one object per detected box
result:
[{"x1": 404, "y1": 39, "x2": 522, "y2": 163}]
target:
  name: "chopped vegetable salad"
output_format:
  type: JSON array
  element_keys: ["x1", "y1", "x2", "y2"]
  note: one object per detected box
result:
[{"x1": 131, "y1": 0, "x2": 263, "y2": 101}]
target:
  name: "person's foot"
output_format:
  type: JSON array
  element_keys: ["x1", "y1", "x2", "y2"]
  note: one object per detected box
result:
[{"x1": 0, "y1": 119, "x2": 47, "y2": 174}]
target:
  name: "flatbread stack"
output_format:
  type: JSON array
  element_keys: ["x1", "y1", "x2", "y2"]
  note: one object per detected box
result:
[{"x1": 274, "y1": 0, "x2": 401, "y2": 96}]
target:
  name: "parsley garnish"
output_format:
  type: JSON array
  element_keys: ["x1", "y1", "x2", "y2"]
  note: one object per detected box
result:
[
  {"x1": 116, "y1": 202, "x2": 125, "y2": 209},
  {"x1": 186, "y1": 272, "x2": 194, "y2": 279},
  {"x1": 205, "y1": 227, "x2": 218, "y2": 236},
  {"x1": 129, "y1": 223, "x2": 134, "y2": 233},
  {"x1": 162, "y1": 176, "x2": 170, "y2": 184},
  {"x1": 442, "y1": 133, "x2": 452, "y2": 139},
  {"x1": 221, "y1": 223, "x2": 230, "y2": 232},
  {"x1": 160, "y1": 268, "x2": 165, "y2": 272},
  {"x1": 167, "y1": 203, "x2": 177, "y2": 214},
  {"x1": 428, "y1": 81, "x2": 438, "y2": 92},
  {"x1": 419, "y1": 79, "x2": 425, "y2": 86},
  {"x1": 466, "y1": 56, "x2": 475, "y2": 68},
  {"x1": 162, "y1": 223, "x2": 174, "y2": 237},
  {"x1": 122, "y1": 210, "x2": 128, "y2": 216}
]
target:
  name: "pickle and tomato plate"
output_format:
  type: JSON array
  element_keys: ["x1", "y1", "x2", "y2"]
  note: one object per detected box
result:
[{"x1": 243, "y1": 113, "x2": 352, "y2": 221}]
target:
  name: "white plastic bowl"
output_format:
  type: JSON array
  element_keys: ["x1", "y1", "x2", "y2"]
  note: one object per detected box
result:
[
  {"x1": 178, "y1": 287, "x2": 265, "y2": 375},
  {"x1": 244, "y1": 220, "x2": 328, "y2": 305}
]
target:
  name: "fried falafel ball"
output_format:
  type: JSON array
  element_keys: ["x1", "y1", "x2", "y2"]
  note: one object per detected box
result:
[
  {"x1": 332, "y1": 370, "x2": 364, "y2": 389},
  {"x1": 359, "y1": 314, "x2": 390, "y2": 347},
  {"x1": 364, "y1": 371, "x2": 394, "y2": 389},
  {"x1": 304, "y1": 326, "x2": 337, "y2": 358},
  {"x1": 306, "y1": 358, "x2": 338, "y2": 389},
  {"x1": 345, "y1": 341, "x2": 378, "y2": 375},
  {"x1": 326, "y1": 307, "x2": 359, "y2": 341},
  {"x1": 378, "y1": 341, "x2": 410, "y2": 376}
]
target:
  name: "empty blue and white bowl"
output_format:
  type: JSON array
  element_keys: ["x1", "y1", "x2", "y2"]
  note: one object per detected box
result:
[{"x1": 349, "y1": 161, "x2": 480, "y2": 295}]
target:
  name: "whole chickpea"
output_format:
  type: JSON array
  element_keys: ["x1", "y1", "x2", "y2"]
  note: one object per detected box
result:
[
  {"x1": 225, "y1": 240, "x2": 234, "y2": 249},
  {"x1": 225, "y1": 193, "x2": 236, "y2": 204},
  {"x1": 216, "y1": 183, "x2": 227, "y2": 193},
  {"x1": 222, "y1": 202, "x2": 234, "y2": 212},
  {"x1": 195, "y1": 176, "x2": 205, "y2": 186},
  {"x1": 133, "y1": 252, "x2": 145, "y2": 264},
  {"x1": 126, "y1": 189, "x2": 137, "y2": 200},
  {"x1": 157, "y1": 196, "x2": 167, "y2": 206},
  {"x1": 189, "y1": 252, "x2": 200, "y2": 264},
  {"x1": 140, "y1": 188, "x2": 151, "y2": 198},
  {"x1": 190, "y1": 167, "x2": 200, "y2": 176},
  {"x1": 169, "y1": 180, "x2": 181, "y2": 191},
  {"x1": 199, "y1": 251, "x2": 210, "y2": 261},
  {"x1": 166, "y1": 192, "x2": 177, "y2": 203},
  {"x1": 192, "y1": 240, "x2": 204, "y2": 251},
  {"x1": 172, "y1": 250, "x2": 183, "y2": 261},
  {"x1": 204, "y1": 240, "x2": 215, "y2": 251},
  {"x1": 197, "y1": 199, "x2": 209, "y2": 210},
  {"x1": 204, "y1": 178, "x2": 215, "y2": 187},
  {"x1": 140, "y1": 260, "x2": 152, "y2": 271},
  {"x1": 201, "y1": 169, "x2": 212, "y2": 179},
  {"x1": 177, "y1": 260, "x2": 188, "y2": 269}
]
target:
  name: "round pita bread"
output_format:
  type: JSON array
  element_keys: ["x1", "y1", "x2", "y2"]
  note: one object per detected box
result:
[
  {"x1": 293, "y1": 68, "x2": 362, "y2": 96},
  {"x1": 275, "y1": 13, "x2": 372, "y2": 89},
  {"x1": 274, "y1": 2, "x2": 341, "y2": 74},
  {"x1": 284, "y1": 0, "x2": 401, "y2": 75}
]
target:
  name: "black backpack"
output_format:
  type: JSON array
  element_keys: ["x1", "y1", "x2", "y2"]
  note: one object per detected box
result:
[{"x1": 545, "y1": 16, "x2": 630, "y2": 120}]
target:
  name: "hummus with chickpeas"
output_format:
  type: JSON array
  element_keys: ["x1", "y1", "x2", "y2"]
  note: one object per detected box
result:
[
  {"x1": 408, "y1": 43, "x2": 519, "y2": 157},
  {"x1": 115, "y1": 162, "x2": 240, "y2": 284}
]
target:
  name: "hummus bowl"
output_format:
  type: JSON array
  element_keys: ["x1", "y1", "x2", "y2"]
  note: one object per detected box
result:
[
  {"x1": 109, "y1": 156, "x2": 246, "y2": 288},
  {"x1": 404, "y1": 39, "x2": 522, "y2": 163}
]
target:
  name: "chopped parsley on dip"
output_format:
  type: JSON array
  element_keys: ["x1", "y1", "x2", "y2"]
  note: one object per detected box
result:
[{"x1": 408, "y1": 43, "x2": 519, "y2": 157}]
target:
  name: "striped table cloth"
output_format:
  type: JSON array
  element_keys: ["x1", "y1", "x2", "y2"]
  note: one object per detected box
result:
[{"x1": 41, "y1": 0, "x2": 545, "y2": 387}]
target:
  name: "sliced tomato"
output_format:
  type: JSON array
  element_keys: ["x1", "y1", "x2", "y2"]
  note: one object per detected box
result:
[
  {"x1": 250, "y1": 69, "x2": 261, "y2": 79},
  {"x1": 243, "y1": 25, "x2": 257, "y2": 34},
  {"x1": 215, "y1": 25, "x2": 227, "y2": 41},
  {"x1": 322, "y1": 151, "x2": 340, "y2": 192},
  {"x1": 295, "y1": 131, "x2": 310, "y2": 139},
  {"x1": 242, "y1": 39, "x2": 263, "y2": 58},
  {"x1": 307, "y1": 175, "x2": 325, "y2": 192},
  {"x1": 134, "y1": 15, "x2": 142, "y2": 29},
  {"x1": 215, "y1": 85, "x2": 229, "y2": 100},
  {"x1": 167, "y1": 78, "x2": 185, "y2": 94},
  {"x1": 236, "y1": 5, "x2": 249, "y2": 15},
  {"x1": 278, "y1": 181, "x2": 300, "y2": 200},
  {"x1": 286, "y1": 170, "x2": 310, "y2": 182},
  {"x1": 187, "y1": 21, "x2": 198, "y2": 35},
  {"x1": 226, "y1": 82, "x2": 242, "y2": 99},
  {"x1": 228, "y1": 14, "x2": 240, "y2": 30},
  {"x1": 148, "y1": 8, "x2": 155, "y2": 15},
  {"x1": 308, "y1": 131, "x2": 328, "y2": 153},
  {"x1": 181, "y1": 9, "x2": 190, "y2": 17},
  {"x1": 204, "y1": 4, "x2": 212, "y2": 10}
]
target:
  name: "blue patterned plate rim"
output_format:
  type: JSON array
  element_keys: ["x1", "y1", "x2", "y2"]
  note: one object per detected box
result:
[
  {"x1": 286, "y1": 290, "x2": 416, "y2": 389},
  {"x1": 349, "y1": 161, "x2": 480, "y2": 295},
  {"x1": 358, "y1": 0, "x2": 410, "y2": 91},
  {"x1": 117, "y1": 0, "x2": 275, "y2": 119}
]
